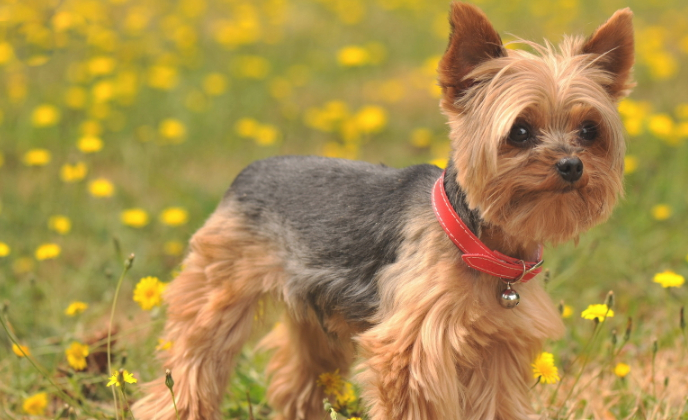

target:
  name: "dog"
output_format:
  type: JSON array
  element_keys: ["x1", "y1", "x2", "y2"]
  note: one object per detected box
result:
[{"x1": 133, "y1": 3, "x2": 633, "y2": 419}]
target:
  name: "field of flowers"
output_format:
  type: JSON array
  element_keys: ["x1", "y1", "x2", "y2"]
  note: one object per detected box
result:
[{"x1": 1, "y1": 0, "x2": 688, "y2": 418}]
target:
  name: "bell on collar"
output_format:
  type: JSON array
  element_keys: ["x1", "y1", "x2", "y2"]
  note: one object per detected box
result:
[{"x1": 499, "y1": 282, "x2": 520, "y2": 309}]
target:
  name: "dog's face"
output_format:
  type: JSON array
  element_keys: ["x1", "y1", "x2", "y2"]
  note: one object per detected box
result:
[{"x1": 438, "y1": 2, "x2": 634, "y2": 244}]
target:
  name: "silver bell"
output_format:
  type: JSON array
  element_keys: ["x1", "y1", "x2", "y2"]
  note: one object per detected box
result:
[{"x1": 499, "y1": 283, "x2": 520, "y2": 309}]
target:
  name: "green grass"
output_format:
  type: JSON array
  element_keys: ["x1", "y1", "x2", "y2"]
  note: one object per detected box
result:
[{"x1": 1, "y1": 0, "x2": 688, "y2": 418}]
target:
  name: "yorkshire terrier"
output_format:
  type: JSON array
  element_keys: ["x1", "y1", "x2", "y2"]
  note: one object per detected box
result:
[{"x1": 134, "y1": 2, "x2": 634, "y2": 419}]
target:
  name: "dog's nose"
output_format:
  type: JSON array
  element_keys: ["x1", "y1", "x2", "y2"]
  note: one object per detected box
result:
[{"x1": 555, "y1": 157, "x2": 583, "y2": 182}]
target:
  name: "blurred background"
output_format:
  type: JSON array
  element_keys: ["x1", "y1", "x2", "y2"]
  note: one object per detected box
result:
[{"x1": 0, "y1": 0, "x2": 687, "y2": 418}]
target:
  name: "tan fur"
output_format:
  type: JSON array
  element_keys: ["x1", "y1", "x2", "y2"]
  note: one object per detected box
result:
[
  {"x1": 133, "y1": 207, "x2": 286, "y2": 420},
  {"x1": 134, "y1": 3, "x2": 633, "y2": 419},
  {"x1": 358, "y1": 209, "x2": 563, "y2": 420}
]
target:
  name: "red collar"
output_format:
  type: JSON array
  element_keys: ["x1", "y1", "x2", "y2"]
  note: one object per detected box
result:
[{"x1": 431, "y1": 172, "x2": 543, "y2": 282}]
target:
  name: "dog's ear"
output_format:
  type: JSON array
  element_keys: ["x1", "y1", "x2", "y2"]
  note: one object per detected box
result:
[
  {"x1": 581, "y1": 8, "x2": 635, "y2": 100},
  {"x1": 438, "y1": 2, "x2": 505, "y2": 110}
]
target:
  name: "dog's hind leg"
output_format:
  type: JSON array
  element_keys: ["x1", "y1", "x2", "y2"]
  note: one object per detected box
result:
[
  {"x1": 260, "y1": 312, "x2": 356, "y2": 420},
  {"x1": 133, "y1": 207, "x2": 284, "y2": 420}
]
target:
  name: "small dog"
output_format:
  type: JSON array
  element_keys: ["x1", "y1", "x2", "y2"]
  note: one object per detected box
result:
[{"x1": 134, "y1": 3, "x2": 634, "y2": 419}]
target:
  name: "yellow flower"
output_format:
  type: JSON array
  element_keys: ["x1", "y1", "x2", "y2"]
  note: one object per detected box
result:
[
  {"x1": 156, "y1": 338, "x2": 173, "y2": 351},
  {"x1": 133, "y1": 276, "x2": 167, "y2": 310},
  {"x1": 23, "y1": 392, "x2": 48, "y2": 415},
  {"x1": 35, "y1": 243, "x2": 61, "y2": 260},
  {"x1": 107, "y1": 369, "x2": 137, "y2": 387},
  {"x1": 532, "y1": 352, "x2": 560, "y2": 384},
  {"x1": 335, "y1": 381, "x2": 356, "y2": 408},
  {"x1": 32, "y1": 104, "x2": 61, "y2": 127},
  {"x1": 653, "y1": 270, "x2": 685, "y2": 288},
  {"x1": 234, "y1": 55, "x2": 270, "y2": 79},
  {"x1": 411, "y1": 128, "x2": 433, "y2": 148},
  {"x1": 65, "y1": 301, "x2": 88, "y2": 316},
  {"x1": 147, "y1": 65, "x2": 179, "y2": 90},
  {"x1": 0, "y1": 242, "x2": 10, "y2": 257},
  {"x1": 160, "y1": 207, "x2": 188, "y2": 226},
  {"x1": 65, "y1": 342, "x2": 89, "y2": 371},
  {"x1": 48, "y1": 215, "x2": 71, "y2": 235},
  {"x1": 430, "y1": 158, "x2": 448, "y2": 169},
  {"x1": 624, "y1": 155, "x2": 638, "y2": 175},
  {"x1": 64, "y1": 86, "x2": 88, "y2": 109},
  {"x1": 202, "y1": 73, "x2": 228, "y2": 96},
  {"x1": 159, "y1": 118, "x2": 187, "y2": 142},
  {"x1": 651, "y1": 204, "x2": 671, "y2": 221},
  {"x1": 164, "y1": 240, "x2": 184, "y2": 256},
  {"x1": 12, "y1": 343, "x2": 30, "y2": 357},
  {"x1": 317, "y1": 370, "x2": 345, "y2": 396},
  {"x1": 614, "y1": 362, "x2": 631, "y2": 378},
  {"x1": 88, "y1": 178, "x2": 115, "y2": 197},
  {"x1": 235, "y1": 117, "x2": 259, "y2": 137},
  {"x1": 23, "y1": 148, "x2": 51, "y2": 166},
  {"x1": 253, "y1": 124, "x2": 280, "y2": 146},
  {"x1": 77, "y1": 135, "x2": 104, "y2": 153},
  {"x1": 0, "y1": 42, "x2": 15, "y2": 65},
  {"x1": 581, "y1": 304, "x2": 614, "y2": 322},
  {"x1": 88, "y1": 56, "x2": 116, "y2": 76},
  {"x1": 121, "y1": 208, "x2": 150, "y2": 228},
  {"x1": 561, "y1": 305, "x2": 574, "y2": 319},
  {"x1": 354, "y1": 106, "x2": 387, "y2": 134},
  {"x1": 60, "y1": 162, "x2": 88, "y2": 183},
  {"x1": 337, "y1": 45, "x2": 369, "y2": 67}
]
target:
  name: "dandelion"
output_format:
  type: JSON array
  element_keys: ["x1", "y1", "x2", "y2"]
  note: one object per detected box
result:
[
  {"x1": 624, "y1": 155, "x2": 638, "y2": 175},
  {"x1": 65, "y1": 301, "x2": 89, "y2": 316},
  {"x1": 254, "y1": 124, "x2": 279, "y2": 146},
  {"x1": 0, "y1": 242, "x2": 10, "y2": 257},
  {"x1": 317, "y1": 370, "x2": 345, "y2": 396},
  {"x1": 48, "y1": 215, "x2": 71, "y2": 235},
  {"x1": 31, "y1": 104, "x2": 60, "y2": 127},
  {"x1": 65, "y1": 342, "x2": 89, "y2": 371},
  {"x1": 133, "y1": 276, "x2": 167, "y2": 310},
  {"x1": 561, "y1": 305, "x2": 574, "y2": 318},
  {"x1": 22, "y1": 392, "x2": 47, "y2": 415},
  {"x1": 653, "y1": 270, "x2": 685, "y2": 288},
  {"x1": 335, "y1": 381, "x2": 356, "y2": 408},
  {"x1": 531, "y1": 352, "x2": 560, "y2": 384},
  {"x1": 65, "y1": 86, "x2": 88, "y2": 109},
  {"x1": 88, "y1": 178, "x2": 115, "y2": 197},
  {"x1": 164, "y1": 240, "x2": 185, "y2": 256},
  {"x1": 614, "y1": 362, "x2": 631, "y2": 378},
  {"x1": 121, "y1": 208, "x2": 150, "y2": 228},
  {"x1": 60, "y1": 162, "x2": 88, "y2": 183},
  {"x1": 0, "y1": 42, "x2": 15, "y2": 65},
  {"x1": 337, "y1": 45, "x2": 369, "y2": 67},
  {"x1": 107, "y1": 370, "x2": 138, "y2": 387},
  {"x1": 12, "y1": 343, "x2": 30, "y2": 357},
  {"x1": 202, "y1": 73, "x2": 228, "y2": 96},
  {"x1": 147, "y1": 65, "x2": 179, "y2": 90},
  {"x1": 77, "y1": 135, "x2": 104, "y2": 153},
  {"x1": 354, "y1": 106, "x2": 387, "y2": 133},
  {"x1": 88, "y1": 56, "x2": 116, "y2": 76},
  {"x1": 156, "y1": 338, "x2": 173, "y2": 351},
  {"x1": 35, "y1": 243, "x2": 61, "y2": 260},
  {"x1": 235, "y1": 118, "x2": 259, "y2": 137},
  {"x1": 581, "y1": 304, "x2": 614, "y2": 322},
  {"x1": 411, "y1": 128, "x2": 433, "y2": 148},
  {"x1": 651, "y1": 204, "x2": 671, "y2": 221},
  {"x1": 159, "y1": 118, "x2": 187, "y2": 142},
  {"x1": 23, "y1": 149, "x2": 51, "y2": 166},
  {"x1": 160, "y1": 207, "x2": 188, "y2": 226}
]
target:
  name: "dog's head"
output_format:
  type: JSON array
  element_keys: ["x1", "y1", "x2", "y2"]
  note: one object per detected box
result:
[{"x1": 438, "y1": 2, "x2": 634, "y2": 245}]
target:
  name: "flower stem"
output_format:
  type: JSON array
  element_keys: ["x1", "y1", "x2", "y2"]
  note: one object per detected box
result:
[{"x1": 107, "y1": 254, "x2": 135, "y2": 420}]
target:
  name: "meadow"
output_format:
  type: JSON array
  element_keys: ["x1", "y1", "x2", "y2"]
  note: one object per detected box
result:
[{"x1": 1, "y1": 0, "x2": 688, "y2": 418}]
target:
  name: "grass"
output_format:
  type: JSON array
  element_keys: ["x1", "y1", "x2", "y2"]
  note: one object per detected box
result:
[{"x1": 1, "y1": 0, "x2": 688, "y2": 418}]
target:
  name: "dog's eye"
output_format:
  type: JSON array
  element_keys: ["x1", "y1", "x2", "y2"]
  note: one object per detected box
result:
[
  {"x1": 508, "y1": 123, "x2": 531, "y2": 145},
  {"x1": 579, "y1": 121, "x2": 599, "y2": 141}
]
